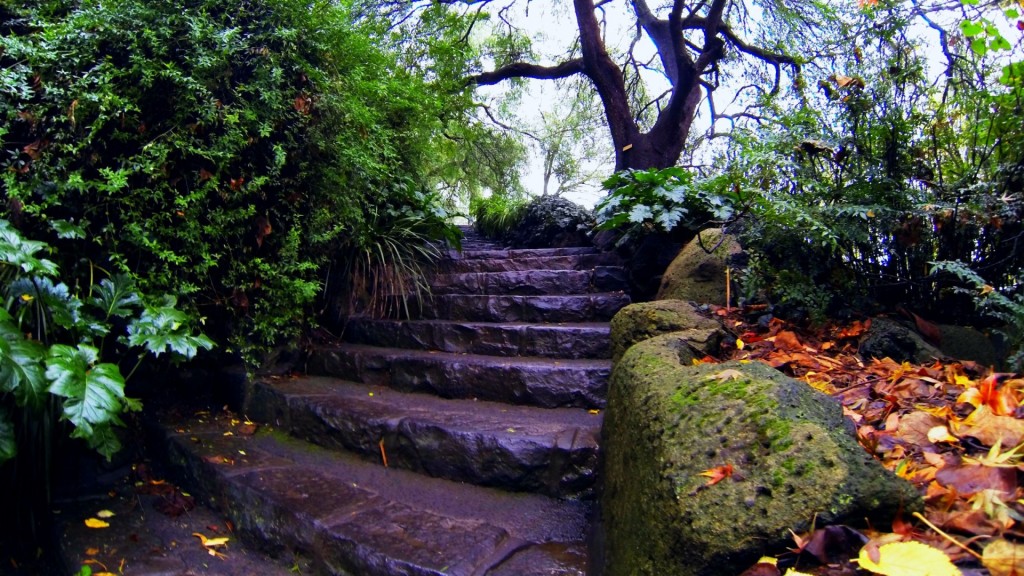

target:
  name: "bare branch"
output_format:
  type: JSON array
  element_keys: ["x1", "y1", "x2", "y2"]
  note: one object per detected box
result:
[
  {"x1": 469, "y1": 59, "x2": 586, "y2": 85},
  {"x1": 477, "y1": 104, "x2": 542, "y2": 143}
]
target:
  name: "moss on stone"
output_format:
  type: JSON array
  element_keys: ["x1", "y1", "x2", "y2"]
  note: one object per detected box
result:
[
  {"x1": 603, "y1": 339, "x2": 923, "y2": 576},
  {"x1": 609, "y1": 300, "x2": 724, "y2": 363},
  {"x1": 656, "y1": 229, "x2": 742, "y2": 305}
]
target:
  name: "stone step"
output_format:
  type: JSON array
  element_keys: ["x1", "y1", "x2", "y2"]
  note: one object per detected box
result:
[
  {"x1": 430, "y1": 270, "x2": 592, "y2": 295},
  {"x1": 450, "y1": 246, "x2": 599, "y2": 260},
  {"x1": 344, "y1": 317, "x2": 611, "y2": 359},
  {"x1": 395, "y1": 293, "x2": 632, "y2": 323},
  {"x1": 247, "y1": 377, "x2": 602, "y2": 498},
  {"x1": 153, "y1": 413, "x2": 591, "y2": 576},
  {"x1": 438, "y1": 253, "x2": 623, "y2": 274},
  {"x1": 430, "y1": 268, "x2": 628, "y2": 295},
  {"x1": 308, "y1": 344, "x2": 609, "y2": 409}
]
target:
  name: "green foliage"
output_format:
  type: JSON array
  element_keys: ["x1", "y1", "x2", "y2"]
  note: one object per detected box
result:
[
  {"x1": 471, "y1": 193, "x2": 528, "y2": 241},
  {"x1": 595, "y1": 167, "x2": 737, "y2": 244},
  {"x1": 336, "y1": 178, "x2": 460, "y2": 319},
  {"x1": 0, "y1": 219, "x2": 212, "y2": 463},
  {"x1": 1, "y1": 0, "x2": 470, "y2": 366},
  {"x1": 929, "y1": 260, "x2": 1024, "y2": 370}
]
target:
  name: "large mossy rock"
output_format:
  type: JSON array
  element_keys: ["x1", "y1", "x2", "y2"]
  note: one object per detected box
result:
[
  {"x1": 508, "y1": 196, "x2": 593, "y2": 249},
  {"x1": 656, "y1": 228, "x2": 742, "y2": 305},
  {"x1": 603, "y1": 334, "x2": 922, "y2": 576},
  {"x1": 609, "y1": 300, "x2": 725, "y2": 363}
]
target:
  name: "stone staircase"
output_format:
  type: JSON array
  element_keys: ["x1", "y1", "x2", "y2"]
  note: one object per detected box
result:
[{"x1": 152, "y1": 226, "x2": 631, "y2": 575}]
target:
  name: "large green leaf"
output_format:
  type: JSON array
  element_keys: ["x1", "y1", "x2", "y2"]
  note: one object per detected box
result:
[
  {"x1": 0, "y1": 309, "x2": 48, "y2": 410},
  {"x1": 45, "y1": 344, "x2": 126, "y2": 433},
  {"x1": 0, "y1": 220, "x2": 59, "y2": 277},
  {"x1": 125, "y1": 297, "x2": 215, "y2": 359},
  {"x1": 89, "y1": 274, "x2": 142, "y2": 319}
]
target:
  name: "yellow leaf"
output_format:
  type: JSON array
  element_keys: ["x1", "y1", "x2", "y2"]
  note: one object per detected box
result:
[
  {"x1": 784, "y1": 570, "x2": 817, "y2": 576},
  {"x1": 857, "y1": 541, "x2": 961, "y2": 576},
  {"x1": 95, "y1": 509, "x2": 115, "y2": 519},
  {"x1": 203, "y1": 537, "x2": 230, "y2": 548},
  {"x1": 984, "y1": 538, "x2": 1024, "y2": 576},
  {"x1": 756, "y1": 556, "x2": 778, "y2": 566},
  {"x1": 981, "y1": 284, "x2": 995, "y2": 295},
  {"x1": 867, "y1": 209, "x2": 876, "y2": 218},
  {"x1": 84, "y1": 518, "x2": 109, "y2": 529},
  {"x1": 588, "y1": 409, "x2": 600, "y2": 415},
  {"x1": 954, "y1": 374, "x2": 973, "y2": 386},
  {"x1": 736, "y1": 338, "x2": 745, "y2": 350}
]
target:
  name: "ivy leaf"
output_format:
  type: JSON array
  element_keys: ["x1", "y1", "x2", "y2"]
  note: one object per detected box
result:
[
  {"x1": 46, "y1": 344, "x2": 126, "y2": 432},
  {"x1": 0, "y1": 309, "x2": 48, "y2": 410},
  {"x1": 89, "y1": 274, "x2": 142, "y2": 319}
]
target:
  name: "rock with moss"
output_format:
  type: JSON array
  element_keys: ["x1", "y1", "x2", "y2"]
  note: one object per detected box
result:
[
  {"x1": 656, "y1": 228, "x2": 743, "y2": 305},
  {"x1": 609, "y1": 300, "x2": 725, "y2": 363},
  {"x1": 603, "y1": 334, "x2": 922, "y2": 576}
]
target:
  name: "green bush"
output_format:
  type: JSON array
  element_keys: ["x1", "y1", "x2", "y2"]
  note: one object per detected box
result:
[
  {"x1": 471, "y1": 193, "x2": 529, "y2": 241},
  {"x1": 1, "y1": 0, "x2": 466, "y2": 365}
]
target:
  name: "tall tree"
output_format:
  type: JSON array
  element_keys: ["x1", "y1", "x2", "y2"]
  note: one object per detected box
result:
[{"x1": 460, "y1": 0, "x2": 842, "y2": 171}]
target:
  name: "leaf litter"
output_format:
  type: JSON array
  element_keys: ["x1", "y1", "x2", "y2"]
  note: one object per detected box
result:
[{"x1": 712, "y1": 306, "x2": 1024, "y2": 575}]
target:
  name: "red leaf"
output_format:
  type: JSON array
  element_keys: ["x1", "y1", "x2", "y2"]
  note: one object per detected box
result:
[{"x1": 699, "y1": 463, "x2": 734, "y2": 486}]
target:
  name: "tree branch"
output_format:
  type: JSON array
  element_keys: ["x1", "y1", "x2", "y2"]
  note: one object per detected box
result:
[{"x1": 469, "y1": 59, "x2": 586, "y2": 86}]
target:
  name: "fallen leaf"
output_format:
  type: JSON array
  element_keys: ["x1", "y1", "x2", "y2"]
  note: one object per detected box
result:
[
  {"x1": 699, "y1": 463, "x2": 734, "y2": 486},
  {"x1": 983, "y1": 538, "x2": 1024, "y2": 576},
  {"x1": 84, "y1": 518, "x2": 109, "y2": 529},
  {"x1": 707, "y1": 369, "x2": 745, "y2": 382},
  {"x1": 927, "y1": 426, "x2": 959, "y2": 444},
  {"x1": 935, "y1": 463, "x2": 1016, "y2": 496},
  {"x1": 95, "y1": 509, "x2": 115, "y2": 519},
  {"x1": 856, "y1": 541, "x2": 961, "y2": 575},
  {"x1": 773, "y1": 330, "x2": 803, "y2": 351},
  {"x1": 959, "y1": 405, "x2": 1024, "y2": 447}
]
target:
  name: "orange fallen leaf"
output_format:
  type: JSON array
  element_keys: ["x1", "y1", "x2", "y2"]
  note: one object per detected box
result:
[
  {"x1": 84, "y1": 518, "x2": 109, "y2": 529},
  {"x1": 699, "y1": 463, "x2": 734, "y2": 486}
]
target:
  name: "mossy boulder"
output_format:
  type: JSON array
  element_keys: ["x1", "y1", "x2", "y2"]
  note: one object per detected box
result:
[
  {"x1": 603, "y1": 335, "x2": 922, "y2": 576},
  {"x1": 609, "y1": 300, "x2": 725, "y2": 364},
  {"x1": 656, "y1": 228, "x2": 742, "y2": 305}
]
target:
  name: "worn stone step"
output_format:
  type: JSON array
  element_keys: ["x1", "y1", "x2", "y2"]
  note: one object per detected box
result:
[
  {"x1": 449, "y1": 246, "x2": 599, "y2": 260},
  {"x1": 439, "y1": 253, "x2": 622, "y2": 274},
  {"x1": 247, "y1": 377, "x2": 602, "y2": 498},
  {"x1": 308, "y1": 344, "x2": 609, "y2": 409},
  {"x1": 395, "y1": 293, "x2": 631, "y2": 323},
  {"x1": 153, "y1": 413, "x2": 591, "y2": 576},
  {"x1": 430, "y1": 270, "x2": 594, "y2": 295},
  {"x1": 344, "y1": 317, "x2": 611, "y2": 359}
]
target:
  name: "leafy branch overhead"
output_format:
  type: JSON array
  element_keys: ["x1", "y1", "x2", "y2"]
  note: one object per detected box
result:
[{"x1": 457, "y1": 0, "x2": 811, "y2": 171}]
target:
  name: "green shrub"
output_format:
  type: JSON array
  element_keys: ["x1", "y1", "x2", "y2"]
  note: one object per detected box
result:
[
  {"x1": 0, "y1": 0, "x2": 466, "y2": 366},
  {"x1": 471, "y1": 193, "x2": 529, "y2": 241}
]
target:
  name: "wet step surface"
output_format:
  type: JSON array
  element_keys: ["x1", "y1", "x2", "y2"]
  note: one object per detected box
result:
[
  {"x1": 343, "y1": 317, "x2": 611, "y2": 359},
  {"x1": 248, "y1": 376, "x2": 603, "y2": 498},
  {"x1": 393, "y1": 293, "x2": 632, "y2": 323},
  {"x1": 147, "y1": 224, "x2": 629, "y2": 575},
  {"x1": 154, "y1": 412, "x2": 592, "y2": 576},
  {"x1": 309, "y1": 344, "x2": 610, "y2": 409}
]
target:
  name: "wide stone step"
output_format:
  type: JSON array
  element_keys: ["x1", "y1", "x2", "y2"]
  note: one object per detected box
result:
[
  {"x1": 344, "y1": 317, "x2": 611, "y2": 359},
  {"x1": 308, "y1": 344, "x2": 609, "y2": 409},
  {"x1": 430, "y1": 270, "x2": 594, "y2": 295},
  {"x1": 247, "y1": 377, "x2": 602, "y2": 498},
  {"x1": 450, "y1": 246, "x2": 599, "y2": 260},
  {"x1": 397, "y1": 293, "x2": 631, "y2": 323},
  {"x1": 439, "y1": 253, "x2": 622, "y2": 274},
  {"x1": 154, "y1": 414, "x2": 591, "y2": 576}
]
